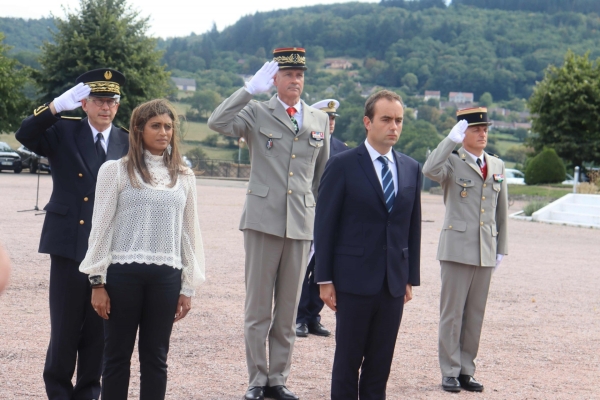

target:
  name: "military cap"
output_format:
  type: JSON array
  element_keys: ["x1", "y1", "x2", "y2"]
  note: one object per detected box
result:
[
  {"x1": 456, "y1": 107, "x2": 492, "y2": 126},
  {"x1": 273, "y1": 47, "x2": 307, "y2": 70},
  {"x1": 76, "y1": 68, "x2": 126, "y2": 98},
  {"x1": 311, "y1": 99, "x2": 339, "y2": 117}
]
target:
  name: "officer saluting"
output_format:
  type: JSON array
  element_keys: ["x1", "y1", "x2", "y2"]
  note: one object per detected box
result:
[
  {"x1": 422, "y1": 107, "x2": 508, "y2": 393},
  {"x1": 16, "y1": 68, "x2": 129, "y2": 400},
  {"x1": 296, "y1": 98, "x2": 348, "y2": 338}
]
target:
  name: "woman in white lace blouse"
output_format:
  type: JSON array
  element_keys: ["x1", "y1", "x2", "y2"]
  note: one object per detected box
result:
[{"x1": 79, "y1": 98, "x2": 205, "y2": 400}]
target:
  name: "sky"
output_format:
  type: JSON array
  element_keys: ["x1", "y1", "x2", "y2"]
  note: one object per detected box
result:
[{"x1": 3, "y1": 0, "x2": 380, "y2": 39}]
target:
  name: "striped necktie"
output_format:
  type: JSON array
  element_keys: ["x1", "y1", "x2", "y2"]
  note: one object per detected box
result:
[{"x1": 378, "y1": 156, "x2": 395, "y2": 213}]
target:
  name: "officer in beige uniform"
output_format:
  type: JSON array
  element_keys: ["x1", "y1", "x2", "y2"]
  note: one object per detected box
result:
[
  {"x1": 422, "y1": 107, "x2": 508, "y2": 393},
  {"x1": 208, "y1": 47, "x2": 329, "y2": 400}
]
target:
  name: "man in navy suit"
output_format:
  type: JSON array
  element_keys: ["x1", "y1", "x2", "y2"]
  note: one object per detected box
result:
[
  {"x1": 16, "y1": 68, "x2": 129, "y2": 400},
  {"x1": 296, "y1": 99, "x2": 348, "y2": 338},
  {"x1": 314, "y1": 90, "x2": 421, "y2": 399}
]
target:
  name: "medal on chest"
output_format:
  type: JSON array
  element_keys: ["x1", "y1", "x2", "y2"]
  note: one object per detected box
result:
[
  {"x1": 266, "y1": 138, "x2": 273, "y2": 150},
  {"x1": 493, "y1": 174, "x2": 504, "y2": 182},
  {"x1": 311, "y1": 131, "x2": 324, "y2": 141},
  {"x1": 460, "y1": 188, "x2": 468, "y2": 198}
]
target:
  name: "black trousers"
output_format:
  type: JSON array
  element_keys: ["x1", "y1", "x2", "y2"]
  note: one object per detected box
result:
[
  {"x1": 101, "y1": 263, "x2": 182, "y2": 400},
  {"x1": 331, "y1": 284, "x2": 405, "y2": 400},
  {"x1": 44, "y1": 254, "x2": 104, "y2": 400},
  {"x1": 296, "y1": 255, "x2": 324, "y2": 325}
]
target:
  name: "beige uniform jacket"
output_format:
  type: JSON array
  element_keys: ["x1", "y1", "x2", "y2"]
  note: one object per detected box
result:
[
  {"x1": 423, "y1": 137, "x2": 508, "y2": 267},
  {"x1": 208, "y1": 87, "x2": 330, "y2": 241}
]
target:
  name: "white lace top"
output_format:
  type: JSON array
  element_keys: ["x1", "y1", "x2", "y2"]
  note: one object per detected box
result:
[{"x1": 79, "y1": 151, "x2": 205, "y2": 297}]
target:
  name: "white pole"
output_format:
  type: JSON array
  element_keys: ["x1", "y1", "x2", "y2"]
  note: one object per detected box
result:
[{"x1": 573, "y1": 166, "x2": 580, "y2": 194}]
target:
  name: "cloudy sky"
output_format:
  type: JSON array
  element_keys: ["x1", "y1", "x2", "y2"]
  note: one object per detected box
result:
[{"x1": 4, "y1": 0, "x2": 380, "y2": 38}]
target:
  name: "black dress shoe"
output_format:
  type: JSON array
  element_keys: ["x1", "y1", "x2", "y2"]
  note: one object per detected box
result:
[
  {"x1": 264, "y1": 385, "x2": 299, "y2": 400},
  {"x1": 307, "y1": 322, "x2": 331, "y2": 336},
  {"x1": 245, "y1": 386, "x2": 265, "y2": 400},
  {"x1": 458, "y1": 375, "x2": 484, "y2": 392},
  {"x1": 295, "y1": 323, "x2": 308, "y2": 337},
  {"x1": 442, "y1": 377, "x2": 461, "y2": 392}
]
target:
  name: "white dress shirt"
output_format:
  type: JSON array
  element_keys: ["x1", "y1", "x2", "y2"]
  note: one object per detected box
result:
[
  {"x1": 364, "y1": 139, "x2": 398, "y2": 195},
  {"x1": 277, "y1": 97, "x2": 303, "y2": 130},
  {"x1": 88, "y1": 120, "x2": 111, "y2": 153}
]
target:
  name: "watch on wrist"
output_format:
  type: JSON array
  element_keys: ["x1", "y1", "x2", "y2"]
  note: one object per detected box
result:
[{"x1": 89, "y1": 275, "x2": 104, "y2": 286}]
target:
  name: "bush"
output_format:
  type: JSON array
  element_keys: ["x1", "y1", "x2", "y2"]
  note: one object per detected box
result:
[
  {"x1": 525, "y1": 148, "x2": 566, "y2": 185},
  {"x1": 186, "y1": 147, "x2": 209, "y2": 165},
  {"x1": 201, "y1": 134, "x2": 219, "y2": 147},
  {"x1": 523, "y1": 201, "x2": 548, "y2": 216}
]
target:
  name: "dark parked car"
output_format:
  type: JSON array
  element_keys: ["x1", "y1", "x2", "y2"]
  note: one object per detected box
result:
[
  {"x1": 0, "y1": 142, "x2": 22, "y2": 173},
  {"x1": 16, "y1": 145, "x2": 51, "y2": 173}
]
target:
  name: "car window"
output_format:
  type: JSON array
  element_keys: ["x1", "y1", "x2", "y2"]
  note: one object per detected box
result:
[
  {"x1": 513, "y1": 171, "x2": 525, "y2": 178},
  {"x1": 0, "y1": 142, "x2": 12, "y2": 152}
]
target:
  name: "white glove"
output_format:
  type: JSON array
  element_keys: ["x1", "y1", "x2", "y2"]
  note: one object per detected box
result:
[
  {"x1": 447, "y1": 119, "x2": 468, "y2": 143},
  {"x1": 245, "y1": 61, "x2": 278, "y2": 95},
  {"x1": 53, "y1": 83, "x2": 91, "y2": 113},
  {"x1": 494, "y1": 254, "x2": 504, "y2": 273}
]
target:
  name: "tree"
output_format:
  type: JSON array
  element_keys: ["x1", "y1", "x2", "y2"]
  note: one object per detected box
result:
[
  {"x1": 528, "y1": 51, "x2": 600, "y2": 168},
  {"x1": 187, "y1": 89, "x2": 221, "y2": 120},
  {"x1": 525, "y1": 148, "x2": 566, "y2": 185},
  {"x1": 479, "y1": 92, "x2": 493, "y2": 107},
  {"x1": 396, "y1": 119, "x2": 442, "y2": 163},
  {"x1": 34, "y1": 0, "x2": 171, "y2": 127},
  {"x1": 0, "y1": 34, "x2": 29, "y2": 132}
]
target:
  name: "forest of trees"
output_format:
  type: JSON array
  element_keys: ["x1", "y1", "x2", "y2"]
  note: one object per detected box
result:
[{"x1": 451, "y1": 0, "x2": 600, "y2": 14}]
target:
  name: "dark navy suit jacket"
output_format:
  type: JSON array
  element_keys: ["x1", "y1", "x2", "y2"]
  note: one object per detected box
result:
[
  {"x1": 16, "y1": 107, "x2": 129, "y2": 262},
  {"x1": 330, "y1": 135, "x2": 348, "y2": 156},
  {"x1": 314, "y1": 141, "x2": 421, "y2": 297}
]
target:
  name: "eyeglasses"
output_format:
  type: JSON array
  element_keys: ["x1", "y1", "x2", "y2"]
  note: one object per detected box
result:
[{"x1": 87, "y1": 98, "x2": 119, "y2": 108}]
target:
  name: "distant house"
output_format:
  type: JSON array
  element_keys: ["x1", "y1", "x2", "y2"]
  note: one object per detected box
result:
[
  {"x1": 325, "y1": 59, "x2": 353, "y2": 70},
  {"x1": 490, "y1": 121, "x2": 532, "y2": 130},
  {"x1": 424, "y1": 90, "x2": 441, "y2": 101},
  {"x1": 171, "y1": 77, "x2": 196, "y2": 92},
  {"x1": 449, "y1": 92, "x2": 474, "y2": 103}
]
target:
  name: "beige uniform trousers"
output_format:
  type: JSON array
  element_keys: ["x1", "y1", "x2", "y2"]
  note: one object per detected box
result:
[
  {"x1": 243, "y1": 229, "x2": 311, "y2": 387},
  {"x1": 439, "y1": 261, "x2": 493, "y2": 378}
]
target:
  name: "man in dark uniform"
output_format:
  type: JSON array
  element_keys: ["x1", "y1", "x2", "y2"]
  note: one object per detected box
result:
[
  {"x1": 16, "y1": 68, "x2": 129, "y2": 400},
  {"x1": 296, "y1": 99, "x2": 348, "y2": 338}
]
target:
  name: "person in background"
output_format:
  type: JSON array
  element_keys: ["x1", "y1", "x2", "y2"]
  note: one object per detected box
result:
[
  {"x1": 296, "y1": 98, "x2": 348, "y2": 338},
  {"x1": 79, "y1": 98, "x2": 205, "y2": 400}
]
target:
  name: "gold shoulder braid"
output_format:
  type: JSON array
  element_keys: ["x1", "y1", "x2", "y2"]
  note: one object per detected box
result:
[
  {"x1": 86, "y1": 81, "x2": 121, "y2": 95},
  {"x1": 33, "y1": 104, "x2": 49, "y2": 117}
]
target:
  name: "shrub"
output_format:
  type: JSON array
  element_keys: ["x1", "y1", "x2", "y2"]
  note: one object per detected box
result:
[
  {"x1": 186, "y1": 147, "x2": 209, "y2": 163},
  {"x1": 201, "y1": 134, "x2": 219, "y2": 147},
  {"x1": 523, "y1": 201, "x2": 548, "y2": 216},
  {"x1": 525, "y1": 148, "x2": 566, "y2": 185}
]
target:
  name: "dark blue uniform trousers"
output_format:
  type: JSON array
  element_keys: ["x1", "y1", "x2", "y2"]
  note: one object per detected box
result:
[
  {"x1": 331, "y1": 281, "x2": 405, "y2": 400},
  {"x1": 296, "y1": 255, "x2": 324, "y2": 325},
  {"x1": 101, "y1": 263, "x2": 181, "y2": 400},
  {"x1": 44, "y1": 255, "x2": 104, "y2": 400}
]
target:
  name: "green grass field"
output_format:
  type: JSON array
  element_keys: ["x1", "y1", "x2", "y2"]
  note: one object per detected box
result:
[{"x1": 507, "y1": 184, "x2": 571, "y2": 199}]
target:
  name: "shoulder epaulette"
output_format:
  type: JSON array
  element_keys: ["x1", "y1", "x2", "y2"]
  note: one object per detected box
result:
[
  {"x1": 487, "y1": 152, "x2": 500, "y2": 159},
  {"x1": 60, "y1": 116, "x2": 82, "y2": 120},
  {"x1": 344, "y1": 142, "x2": 349, "y2": 147},
  {"x1": 120, "y1": 126, "x2": 129, "y2": 133}
]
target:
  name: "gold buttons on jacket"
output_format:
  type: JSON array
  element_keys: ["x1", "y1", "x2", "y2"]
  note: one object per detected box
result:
[
  {"x1": 481, "y1": 209, "x2": 485, "y2": 213},
  {"x1": 463, "y1": 183, "x2": 467, "y2": 187},
  {"x1": 294, "y1": 137, "x2": 298, "y2": 141},
  {"x1": 482, "y1": 196, "x2": 486, "y2": 200},
  {"x1": 78, "y1": 173, "x2": 83, "y2": 178},
  {"x1": 269, "y1": 134, "x2": 273, "y2": 137},
  {"x1": 291, "y1": 154, "x2": 296, "y2": 159},
  {"x1": 289, "y1": 172, "x2": 294, "y2": 176},
  {"x1": 248, "y1": 189, "x2": 252, "y2": 193},
  {"x1": 83, "y1": 197, "x2": 89, "y2": 202},
  {"x1": 448, "y1": 225, "x2": 453, "y2": 229},
  {"x1": 480, "y1": 221, "x2": 484, "y2": 226},
  {"x1": 483, "y1": 183, "x2": 487, "y2": 188},
  {"x1": 80, "y1": 220, "x2": 84, "y2": 225},
  {"x1": 288, "y1": 190, "x2": 292, "y2": 194}
]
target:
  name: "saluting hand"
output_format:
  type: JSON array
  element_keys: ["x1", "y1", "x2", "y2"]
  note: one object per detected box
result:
[
  {"x1": 174, "y1": 294, "x2": 192, "y2": 322},
  {"x1": 245, "y1": 61, "x2": 279, "y2": 95},
  {"x1": 447, "y1": 119, "x2": 468, "y2": 143},
  {"x1": 51, "y1": 83, "x2": 92, "y2": 114},
  {"x1": 91, "y1": 287, "x2": 111, "y2": 320}
]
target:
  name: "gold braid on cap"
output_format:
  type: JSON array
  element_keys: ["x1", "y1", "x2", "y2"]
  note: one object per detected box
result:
[
  {"x1": 86, "y1": 81, "x2": 121, "y2": 95},
  {"x1": 273, "y1": 54, "x2": 306, "y2": 65}
]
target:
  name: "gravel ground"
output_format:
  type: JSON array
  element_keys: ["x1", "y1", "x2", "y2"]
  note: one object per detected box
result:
[{"x1": 0, "y1": 172, "x2": 599, "y2": 399}]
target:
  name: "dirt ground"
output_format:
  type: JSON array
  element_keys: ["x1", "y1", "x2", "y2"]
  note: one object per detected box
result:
[{"x1": 0, "y1": 172, "x2": 599, "y2": 400}]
